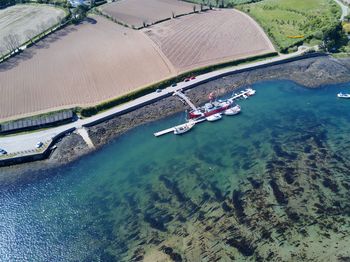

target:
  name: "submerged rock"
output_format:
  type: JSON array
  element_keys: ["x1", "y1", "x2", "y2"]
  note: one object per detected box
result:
[
  {"x1": 269, "y1": 180, "x2": 288, "y2": 205},
  {"x1": 232, "y1": 190, "x2": 246, "y2": 221},
  {"x1": 226, "y1": 237, "x2": 255, "y2": 256}
]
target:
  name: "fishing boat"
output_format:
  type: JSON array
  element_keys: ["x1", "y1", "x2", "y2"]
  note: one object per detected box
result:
[
  {"x1": 206, "y1": 113, "x2": 222, "y2": 122},
  {"x1": 224, "y1": 105, "x2": 241, "y2": 116},
  {"x1": 337, "y1": 92, "x2": 350, "y2": 99},
  {"x1": 155, "y1": 88, "x2": 256, "y2": 137},
  {"x1": 173, "y1": 121, "x2": 195, "y2": 135},
  {"x1": 189, "y1": 100, "x2": 231, "y2": 119},
  {"x1": 187, "y1": 89, "x2": 254, "y2": 119},
  {"x1": 173, "y1": 88, "x2": 255, "y2": 120}
]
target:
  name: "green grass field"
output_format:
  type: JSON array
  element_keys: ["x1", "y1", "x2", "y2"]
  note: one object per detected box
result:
[{"x1": 237, "y1": 0, "x2": 341, "y2": 52}]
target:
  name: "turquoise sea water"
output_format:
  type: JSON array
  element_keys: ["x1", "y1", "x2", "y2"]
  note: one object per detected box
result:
[{"x1": 1, "y1": 80, "x2": 350, "y2": 261}]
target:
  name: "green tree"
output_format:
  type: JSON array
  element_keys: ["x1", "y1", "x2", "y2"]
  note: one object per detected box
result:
[
  {"x1": 71, "y1": 4, "x2": 89, "y2": 24},
  {"x1": 322, "y1": 22, "x2": 348, "y2": 52},
  {"x1": 345, "y1": 14, "x2": 350, "y2": 22}
]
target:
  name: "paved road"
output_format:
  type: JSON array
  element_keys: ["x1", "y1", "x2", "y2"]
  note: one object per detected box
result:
[
  {"x1": 0, "y1": 49, "x2": 311, "y2": 156},
  {"x1": 334, "y1": 0, "x2": 349, "y2": 20}
]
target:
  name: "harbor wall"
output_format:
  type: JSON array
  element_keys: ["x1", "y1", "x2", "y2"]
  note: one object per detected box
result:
[
  {"x1": 83, "y1": 52, "x2": 327, "y2": 127},
  {"x1": 0, "y1": 128, "x2": 75, "y2": 167},
  {"x1": 0, "y1": 52, "x2": 327, "y2": 167}
]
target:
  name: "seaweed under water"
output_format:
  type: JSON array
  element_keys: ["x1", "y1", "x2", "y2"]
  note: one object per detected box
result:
[{"x1": 1, "y1": 80, "x2": 350, "y2": 261}]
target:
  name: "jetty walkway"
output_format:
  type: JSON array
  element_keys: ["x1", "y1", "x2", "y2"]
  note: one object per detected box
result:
[{"x1": 0, "y1": 48, "x2": 323, "y2": 165}]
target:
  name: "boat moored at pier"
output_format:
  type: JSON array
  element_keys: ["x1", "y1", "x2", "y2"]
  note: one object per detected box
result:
[
  {"x1": 174, "y1": 122, "x2": 195, "y2": 135},
  {"x1": 185, "y1": 88, "x2": 254, "y2": 120},
  {"x1": 224, "y1": 105, "x2": 241, "y2": 116},
  {"x1": 154, "y1": 88, "x2": 256, "y2": 137},
  {"x1": 206, "y1": 113, "x2": 222, "y2": 122}
]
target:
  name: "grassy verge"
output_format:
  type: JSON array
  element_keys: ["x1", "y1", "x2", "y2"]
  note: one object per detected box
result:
[
  {"x1": 236, "y1": 0, "x2": 341, "y2": 52},
  {"x1": 78, "y1": 52, "x2": 277, "y2": 117},
  {"x1": 331, "y1": 52, "x2": 350, "y2": 58},
  {"x1": 0, "y1": 52, "x2": 277, "y2": 129}
]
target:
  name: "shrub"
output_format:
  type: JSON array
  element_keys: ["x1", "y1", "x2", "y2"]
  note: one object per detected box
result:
[{"x1": 80, "y1": 52, "x2": 277, "y2": 117}]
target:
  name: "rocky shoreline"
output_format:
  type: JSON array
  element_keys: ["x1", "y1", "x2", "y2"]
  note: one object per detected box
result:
[{"x1": 1, "y1": 55, "x2": 350, "y2": 183}]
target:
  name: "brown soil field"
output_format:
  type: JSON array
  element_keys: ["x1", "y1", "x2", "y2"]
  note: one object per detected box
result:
[
  {"x1": 144, "y1": 9, "x2": 275, "y2": 73},
  {"x1": 0, "y1": 15, "x2": 175, "y2": 121},
  {"x1": 0, "y1": 9, "x2": 275, "y2": 121},
  {"x1": 0, "y1": 4, "x2": 66, "y2": 55},
  {"x1": 99, "y1": 0, "x2": 200, "y2": 28}
]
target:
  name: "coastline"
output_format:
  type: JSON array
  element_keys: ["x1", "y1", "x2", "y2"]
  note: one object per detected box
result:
[{"x1": 1, "y1": 55, "x2": 350, "y2": 182}]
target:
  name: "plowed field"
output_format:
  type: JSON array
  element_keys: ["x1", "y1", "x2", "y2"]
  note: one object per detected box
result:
[
  {"x1": 99, "y1": 0, "x2": 200, "y2": 28},
  {"x1": 144, "y1": 9, "x2": 275, "y2": 73},
  {"x1": 0, "y1": 15, "x2": 175, "y2": 120},
  {"x1": 0, "y1": 4, "x2": 66, "y2": 55},
  {"x1": 0, "y1": 10, "x2": 275, "y2": 121}
]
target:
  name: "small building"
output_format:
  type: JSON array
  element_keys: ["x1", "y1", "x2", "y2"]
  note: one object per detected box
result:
[{"x1": 0, "y1": 110, "x2": 75, "y2": 134}]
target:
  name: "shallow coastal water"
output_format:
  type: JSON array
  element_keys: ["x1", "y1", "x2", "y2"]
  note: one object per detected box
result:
[{"x1": 1, "y1": 80, "x2": 350, "y2": 261}]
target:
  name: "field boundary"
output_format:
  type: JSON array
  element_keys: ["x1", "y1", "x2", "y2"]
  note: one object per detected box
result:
[
  {"x1": 0, "y1": 51, "x2": 327, "y2": 166},
  {"x1": 0, "y1": 3, "x2": 69, "y2": 64},
  {"x1": 238, "y1": 7, "x2": 309, "y2": 53},
  {"x1": 95, "y1": 4, "x2": 210, "y2": 30},
  {"x1": 78, "y1": 52, "x2": 278, "y2": 117},
  {"x1": 236, "y1": 0, "x2": 342, "y2": 53},
  {"x1": 0, "y1": 52, "x2": 278, "y2": 123}
]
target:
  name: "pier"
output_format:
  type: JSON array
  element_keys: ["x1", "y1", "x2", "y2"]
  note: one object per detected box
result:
[
  {"x1": 0, "y1": 52, "x2": 323, "y2": 166},
  {"x1": 154, "y1": 88, "x2": 255, "y2": 137},
  {"x1": 154, "y1": 118, "x2": 206, "y2": 137}
]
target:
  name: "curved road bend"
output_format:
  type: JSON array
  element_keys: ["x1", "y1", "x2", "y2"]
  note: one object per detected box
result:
[{"x1": 334, "y1": 0, "x2": 349, "y2": 20}]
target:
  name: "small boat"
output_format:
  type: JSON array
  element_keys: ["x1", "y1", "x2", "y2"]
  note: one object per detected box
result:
[
  {"x1": 206, "y1": 113, "x2": 222, "y2": 122},
  {"x1": 173, "y1": 122, "x2": 195, "y2": 135},
  {"x1": 246, "y1": 88, "x2": 256, "y2": 96},
  {"x1": 173, "y1": 88, "x2": 255, "y2": 120},
  {"x1": 337, "y1": 92, "x2": 350, "y2": 99},
  {"x1": 224, "y1": 105, "x2": 241, "y2": 115}
]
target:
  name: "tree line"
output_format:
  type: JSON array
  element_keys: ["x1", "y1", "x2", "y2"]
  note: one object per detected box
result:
[{"x1": 0, "y1": 0, "x2": 70, "y2": 8}]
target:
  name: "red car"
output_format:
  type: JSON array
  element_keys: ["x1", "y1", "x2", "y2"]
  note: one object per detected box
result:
[{"x1": 190, "y1": 76, "x2": 196, "y2": 80}]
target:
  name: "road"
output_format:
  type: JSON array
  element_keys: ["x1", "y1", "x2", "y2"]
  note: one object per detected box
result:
[
  {"x1": 0, "y1": 48, "x2": 314, "y2": 158},
  {"x1": 334, "y1": 0, "x2": 349, "y2": 20}
]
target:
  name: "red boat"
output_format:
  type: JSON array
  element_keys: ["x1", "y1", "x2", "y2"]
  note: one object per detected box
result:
[
  {"x1": 173, "y1": 88, "x2": 255, "y2": 120},
  {"x1": 188, "y1": 100, "x2": 232, "y2": 119}
]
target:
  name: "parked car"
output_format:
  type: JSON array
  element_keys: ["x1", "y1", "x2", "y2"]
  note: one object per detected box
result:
[
  {"x1": 36, "y1": 142, "x2": 44, "y2": 148},
  {"x1": 0, "y1": 148, "x2": 7, "y2": 155},
  {"x1": 184, "y1": 77, "x2": 190, "y2": 82},
  {"x1": 190, "y1": 76, "x2": 196, "y2": 80},
  {"x1": 171, "y1": 83, "x2": 177, "y2": 87},
  {"x1": 155, "y1": 89, "x2": 162, "y2": 93}
]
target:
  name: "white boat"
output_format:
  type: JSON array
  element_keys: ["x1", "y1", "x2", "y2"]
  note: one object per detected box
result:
[
  {"x1": 224, "y1": 105, "x2": 241, "y2": 116},
  {"x1": 206, "y1": 113, "x2": 222, "y2": 122},
  {"x1": 337, "y1": 92, "x2": 350, "y2": 99},
  {"x1": 246, "y1": 88, "x2": 256, "y2": 96},
  {"x1": 173, "y1": 122, "x2": 195, "y2": 135}
]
